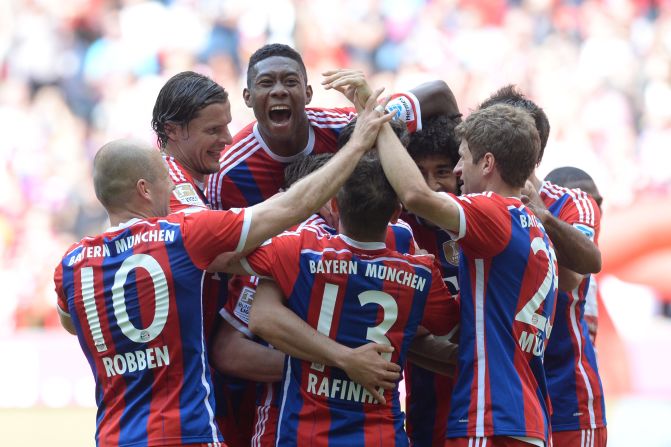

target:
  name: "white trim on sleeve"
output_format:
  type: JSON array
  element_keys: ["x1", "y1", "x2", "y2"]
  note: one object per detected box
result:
[{"x1": 235, "y1": 207, "x2": 253, "y2": 253}]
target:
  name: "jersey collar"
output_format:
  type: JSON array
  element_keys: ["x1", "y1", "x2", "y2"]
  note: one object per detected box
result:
[
  {"x1": 339, "y1": 234, "x2": 386, "y2": 251},
  {"x1": 252, "y1": 121, "x2": 316, "y2": 162}
]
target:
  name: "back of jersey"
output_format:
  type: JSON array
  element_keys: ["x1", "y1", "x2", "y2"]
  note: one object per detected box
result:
[
  {"x1": 55, "y1": 217, "x2": 222, "y2": 447},
  {"x1": 245, "y1": 230, "x2": 454, "y2": 447}
]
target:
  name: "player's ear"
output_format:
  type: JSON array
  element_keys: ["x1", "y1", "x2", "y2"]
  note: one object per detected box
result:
[
  {"x1": 243, "y1": 88, "x2": 253, "y2": 108},
  {"x1": 482, "y1": 153, "x2": 495, "y2": 175},
  {"x1": 136, "y1": 178, "x2": 151, "y2": 201},
  {"x1": 305, "y1": 84, "x2": 313, "y2": 105},
  {"x1": 389, "y1": 202, "x2": 402, "y2": 224}
]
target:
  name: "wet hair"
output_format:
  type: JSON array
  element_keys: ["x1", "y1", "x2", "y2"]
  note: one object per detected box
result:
[
  {"x1": 152, "y1": 71, "x2": 228, "y2": 148},
  {"x1": 246, "y1": 43, "x2": 307, "y2": 88},
  {"x1": 479, "y1": 84, "x2": 550, "y2": 163},
  {"x1": 284, "y1": 153, "x2": 334, "y2": 188},
  {"x1": 545, "y1": 166, "x2": 602, "y2": 209},
  {"x1": 336, "y1": 153, "x2": 399, "y2": 239},
  {"x1": 407, "y1": 114, "x2": 460, "y2": 167},
  {"x1": 336, "y1": 118, "x2": 410, "y2": 150},
  {"x1": 93, "y1": 139, "x2": 163, "y2": 210},
  {"x1": 455, "y1": 103, "x2": 540, "y2": 188}
]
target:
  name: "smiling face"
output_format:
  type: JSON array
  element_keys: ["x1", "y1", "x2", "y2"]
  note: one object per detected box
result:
[
  {"x1": 166, "y1": 101, "x2": 232, "y2": 180},
  {"x1": 244, "y1": 56, "x2": 313, "y2": 148},
  {"x1": 415, "y1": 154, "x2": 459, "y2": 194}
]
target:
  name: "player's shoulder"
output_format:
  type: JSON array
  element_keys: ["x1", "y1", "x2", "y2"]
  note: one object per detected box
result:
[
  {"x1": 457, "y1": 191, "x2": 515, "y2": 209},
  {"x1": 305, "y1": 107, "x2": 356, "y2": 128},
  {"x1": 216, "y1": 122, "x2": 263, "y2": 171}
]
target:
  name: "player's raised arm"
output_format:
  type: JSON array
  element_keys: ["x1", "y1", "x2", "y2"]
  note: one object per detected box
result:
[
  {"x1": 239, "y1": 90, "x2": 393, "y2": 252},
  {"x1": 249, "y1": 279, "x2": 401, "y2": 405},
  {"x1": 376, "y1": 122, "x2": 462, "y2": 233}
]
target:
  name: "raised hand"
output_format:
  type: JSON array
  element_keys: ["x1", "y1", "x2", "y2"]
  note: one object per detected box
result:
[
  {"x1": 348, "y1": 88, "x2": 393, "y2": 151},
  {"x1": 339, "y1": 343, "x2": 401, "y2": 405},
  {"x1": 322, "y1": 69, "x2": 373, "y2": 112}
]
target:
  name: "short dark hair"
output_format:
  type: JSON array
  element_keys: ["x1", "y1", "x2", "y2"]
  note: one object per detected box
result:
[
  {"x1": 336, "y1": 118, "x2": 410, "y2": 150},
  {"x1": 284, "y1": 153, "x2": 334, "y2": 188},
  {"x1": 247, "y1": 43, "x2": 307, "y2": 88},
  {"x1": 545, "y1": 166, "x2": 602, "y2": 209},
  {"x1": 336, "y1": 153, "x2": 399, "y2": 239},
  {"x1": 456, "y1": 103, "x2": 539, "y2": 188},
  {"x1": 152, "y1": 71, "x2": 228, "y2": 148},
  {"x1": 479, "y1": 84, "x2": 550, "y2": 163},
  {"x1": 407, "y1": 115, "x2": 460, "y2": 167}
]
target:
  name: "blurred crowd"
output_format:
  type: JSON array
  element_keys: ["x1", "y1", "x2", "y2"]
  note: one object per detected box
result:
[{"x1": 1, "y1": 0, "x2": 670, "y2": 332}]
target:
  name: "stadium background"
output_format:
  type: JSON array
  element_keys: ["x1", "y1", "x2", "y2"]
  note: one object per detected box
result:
[{"x1": 1, "y1": 0, "x2": 671, "y2": 445}]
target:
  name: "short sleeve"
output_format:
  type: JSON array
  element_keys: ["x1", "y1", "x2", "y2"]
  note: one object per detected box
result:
[
  {"x1": 421, "y1": 264, "x2": 460, "y2": 336},
  {"x1": 449, "y1": 193, "x2": 512, "y2": 259},
  {"x1": 386, "y1": 92, "x2": 422, "y2": 132},
  {"x1": 220, "y1": 283, "x2": 255, "y2": 338},
  {"x1": 54, "y1": 262, "x2": 69, "y2": 316},
  {"x1": 182, "y1": 208, "x2": 250, "y2": 269},
  {"x1": 242, "y1": 232, "x2": 302, "y2": 281},
  {"x1": 170, "y1": 183, "x2": 208, "y2": 214},
  {"x1": 558, "y1": 192, "x2": 601, "y2": 243}
]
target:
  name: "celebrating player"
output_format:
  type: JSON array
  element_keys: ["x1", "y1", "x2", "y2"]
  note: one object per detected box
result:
[
  {"x1": 480, "y1": 86, "x2": 607, "y2": 447},
  {"x1": 377, "y1": 104, "x2": 559, "y2": 447},
  {"x1": 240, "y1": 151, "x2": 458, "y2": 446},
  {"x1": 53, "y1": 91, "x2": 394, "y2": 447}
]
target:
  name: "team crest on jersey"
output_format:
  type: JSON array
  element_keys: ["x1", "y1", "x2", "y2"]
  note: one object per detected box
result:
[
  {"x1": 442, "y1": 240, "x2": 460, "y2": 266},
  {"x1": 234, "y1": 287, "x2": 255, "y2": 324},
  {"x1": 173, "y1": 184, "x2": 205, "y2": 207}
]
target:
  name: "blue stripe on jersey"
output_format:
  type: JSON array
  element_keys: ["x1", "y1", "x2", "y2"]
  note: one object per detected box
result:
[
  {"x1": 391, "y1": 225, "x2": 413, "y2": 254},
  {"x1": 407, "y1": 366, "x2": 438, "y2": 445},
  {"x1": 230, "y1": 162, "x2": 266, "y2": 206}
]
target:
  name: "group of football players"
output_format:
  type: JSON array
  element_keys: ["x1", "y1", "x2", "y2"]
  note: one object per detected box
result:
[{"x1": 54, "y1": 43, "x2": 606, "y2": 447}]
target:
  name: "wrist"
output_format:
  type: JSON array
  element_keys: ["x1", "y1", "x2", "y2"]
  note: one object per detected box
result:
[{"x1": 332, "y1": 345, "x2": 354, "y2": 371}]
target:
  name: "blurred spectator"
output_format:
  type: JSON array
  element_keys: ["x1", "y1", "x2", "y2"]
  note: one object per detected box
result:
[{"x1": 1, "y1": 0, "x2": 670, "y2": 331}]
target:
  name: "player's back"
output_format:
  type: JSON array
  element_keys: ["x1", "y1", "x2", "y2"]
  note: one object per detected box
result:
[
  {"x1": 445, "y1": 192, "x2": 559, "y2": 443},
  {"x1": 55, "y1": 216, "x2": 225, "y2": 446},
  {"x1": 245, "y1": 229, "x2": 455, "y2": 447}
]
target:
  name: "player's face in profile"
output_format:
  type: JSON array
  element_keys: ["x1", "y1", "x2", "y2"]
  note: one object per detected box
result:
[
  {"x1": 453, "y1": 140, "x2": 481, "y2": 194},
  {"x1": 245, "y1": 56, "x2": 312, "y2": 140},
  {"x1": 173, "y1": 101, "x2": 232, "y2": 175},
  {"x1": 415, "y1": 155, "x2": 458, "y2": 194}
]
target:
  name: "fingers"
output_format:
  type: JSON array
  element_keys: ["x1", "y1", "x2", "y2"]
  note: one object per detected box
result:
[{"x1": 363, "y1": 385, "x2": 387, "y2": 405}]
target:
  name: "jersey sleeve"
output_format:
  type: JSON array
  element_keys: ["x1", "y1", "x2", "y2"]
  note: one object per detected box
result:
[
  {"x1": 557, "y1": 190, "x2": 601, "y2": 243},
  {"x1": 53, "y1": 261, "x2": 70, "y2": 317},
  {"x1": 220, "y1": 279, "x2": 255, "y2": 338},
  {"x1": 182, "y1": 208, "x2": 251, "y2": 269},
  {"x1": 169, "y1": 183, "x2": 208, "y2": 214},
  {"x1": 420, "y1": 263, "x2": 460, "y2": 336},
  {"x1": 386, "y1": 91, "x2": 422, "y2": 132},
  {"x1": 242, "y1": 231, "x2": 301, "y2": 282},
  {"x1": 445, "y1": 193, "x2": 512, "y2": 259},
  {"x1": 385, "y1": 219, "x2": 416, "y2": 255}
]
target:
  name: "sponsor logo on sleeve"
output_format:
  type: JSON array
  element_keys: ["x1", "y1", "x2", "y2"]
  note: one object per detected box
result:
[
  {"x1": 386, "y1": 96, "x2": 415, "y2": 124},
  {"x1": 173, "y1": 184, "x2": 205, "y2": 207},
  {"x1": 573, "y1": 223, "x2": 595, "y2": 241},
  {"x1": 233, "y1": 286, "x2": 255, "y2": 324}
]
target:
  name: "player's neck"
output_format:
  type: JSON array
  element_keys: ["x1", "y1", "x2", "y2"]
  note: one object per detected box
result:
[
  {"x1": 161, "y1": 148, "x2": 205, "y2": 183},
  {"x1": 258, "y1": 115, "x2": 310, "y2": 157},
  {"x1": 484, "y1": 174, "x2": 521, "y2": 198},
  {"x1": 107, "y1": 206, "x2": 155, "y2": 227},
  {"x1": 340, "y1": 223, "x2": 387, "y2": 244}
]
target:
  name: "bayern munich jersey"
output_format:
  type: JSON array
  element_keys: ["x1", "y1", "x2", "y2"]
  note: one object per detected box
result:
[
  {"x1": 206, "y1": 92, "x2": 422, "y2": 211},
  {"x1": 54, "y1": 210, "x2": 250, "y2": 447},
  {"x1": 242, "y1": 229, "x2": 458, "y2": 447},
  {"x1": 221, "y1": 215, "x2": 417, "y2": 447},
  {"x1": 540, "y1": 181, "x2": 606, "y2": 431},
  {"x1": 444, "y1": 192, "x2": 558, "y2": 443},
  {"x1": 402, "y1": 213, "x2": 461, "y2": 447}
]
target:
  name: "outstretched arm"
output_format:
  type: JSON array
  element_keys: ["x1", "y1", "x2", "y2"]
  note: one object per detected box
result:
[
  {"x1": 376, "y1": 122, "x2": 462, "y2": 232},
  {"x1": 249, "y1": 279, "x2": 402, "y2": 404},
  {"x1": 240, "y1": 91, "x2": 392, "y2": 252}
]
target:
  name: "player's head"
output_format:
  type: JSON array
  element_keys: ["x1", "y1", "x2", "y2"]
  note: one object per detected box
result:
[
  {"x1": 284, "y1": 153, "x2": 338, "y2": 228},
  {"x1": 93, "y1": 139, "x2": 174, "y2": 217},
  {"x1": 335, "y1": 152, "x2": 400, "y2": 240},
  {"x1": 284, "y1": 153, "x2": 334, "y2": 189},
  {"x1": 545, "y1": 166, "x2": 603, "y2": 210},
  {"x1": 244, "y1": 44, "x2": 312, "y2": 142},
  {"x1": 454, "y1": 104, "x2": 540, "y2": 194},
  {"x1": 479, "y1": 84, "x2": 549, "y2": 164},
  {"x1": 407, "y1": 115, "x2": 461, "y2": 194},
  {"x1": 151, "y1": 71, "x2": 231, "y2": 176},
  {"x1": 336, "y1": 118, "x2": 410, "y2": 150}
]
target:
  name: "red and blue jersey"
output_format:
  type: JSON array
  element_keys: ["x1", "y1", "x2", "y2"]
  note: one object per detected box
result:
[
  {"x1": 243, "y1": 229, "x2": 458, "y2": 447},
  {"x1": 222, "y1": 216, "x2": 417, "y2": 447},
  {"x1": 443, "y1": 192, "x2": 558, "y2": 443},
  {"x1": 402, "y1": 213, "x2": 461, "y2": 447},
  {"x1": 207, "y1": 93, "x2": 422, "y2": 211},
  {"x1": 54, "y1": 210, "x2": 250, "y2": 447},
  {"x1": 540, "y1": 182, "x2": 606, "y2": 432}
]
